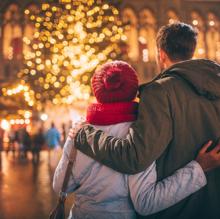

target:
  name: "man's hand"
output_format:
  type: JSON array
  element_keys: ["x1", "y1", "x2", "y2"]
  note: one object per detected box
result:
[
  {"x1": 68, "y1": 128, "x2": 78, "y2": 139},
  {"x1": 69, "y1": 119, "x2": 87, "y2": 139},
  {"x1": 196, "y1": 140, "x2": 220, "y2": 172}
]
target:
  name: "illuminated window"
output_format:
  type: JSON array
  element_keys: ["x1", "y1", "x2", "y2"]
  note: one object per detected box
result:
[
  {"x1": 23, "y1": 4, "x2": 39, "y2": 54},
  {"x1": 191, "y1": 11, "x2": 206, "y2": 59},
  {"x1": 3, "y1": 4, "x2": 22, "y2": 60},
  {"x1": 122, "y1": 8, "x2": 139, "y2": 62},
  {"x1": 206, "y1": 12, "x2": 220, "y2": 62},
  {"x1": 139, "y1": 8, "x2": 157, "y2": 62}
]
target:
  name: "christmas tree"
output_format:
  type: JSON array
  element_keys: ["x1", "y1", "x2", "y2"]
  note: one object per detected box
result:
[{"x1": 13, "y1": 0, "x2": 124, "y2": 109}]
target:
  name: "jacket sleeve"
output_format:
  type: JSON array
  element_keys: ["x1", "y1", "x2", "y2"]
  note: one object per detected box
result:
[
  {"x1": 75, "y1": 82, "x2": 173, "y2": 174},
  {"x1": 128, "y1": 161, "x2": 207, "y2": 216},
  {"x1": 53, "y1": 138, "x2": 79, "y2": 194}
]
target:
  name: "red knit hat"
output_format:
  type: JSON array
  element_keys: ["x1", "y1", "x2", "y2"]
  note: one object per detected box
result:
[{"x1": 92, "y1": 61, "x2": 138, "y2": 103}]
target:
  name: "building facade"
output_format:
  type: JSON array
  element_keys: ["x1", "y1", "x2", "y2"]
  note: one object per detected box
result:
[{"x1": 0, "y1": 0, "x2": 219, "y2": 85}]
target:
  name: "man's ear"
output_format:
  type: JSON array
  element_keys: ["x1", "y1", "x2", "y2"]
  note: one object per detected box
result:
[
  {"x1": 159, "y1": 49, "x2": 167, "y2": 63},
  {"x1": 160, "y1": 49, "x2": 174, "y2": 69}
]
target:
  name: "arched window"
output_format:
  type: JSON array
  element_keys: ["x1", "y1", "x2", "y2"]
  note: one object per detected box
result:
[
  {"x1": 3, "y1": 4, "x2": 22, "y2": 60},
  {"x1": 122, "y1": 8, "x2": 139, "y2": 62},
  {"x1": 139, "y1": 8, "x2": 157, "y2": 62},
  {"x1": 206, "y1": 12, "x2": 220, "y2": 62},
  {"x1": 191, "y1": 11, "x2": 206, "y2": 59},
  {"x1": 166, "y1": 9, "x2": 179, "y2": 24},
  {"x1": 23, "y1": 4, "x2": 39, "y2": 54}
]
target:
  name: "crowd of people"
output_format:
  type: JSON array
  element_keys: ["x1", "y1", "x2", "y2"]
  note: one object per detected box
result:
[{"x1": 2, "y1": 122, "x2": 67, "y2": 165}]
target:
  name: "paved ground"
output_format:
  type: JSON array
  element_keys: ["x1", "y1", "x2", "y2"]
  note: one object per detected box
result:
[{"x1": 0, "y1": 151, "x2": 74, "y2": 219}]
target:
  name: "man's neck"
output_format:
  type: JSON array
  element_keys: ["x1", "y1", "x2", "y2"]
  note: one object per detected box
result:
[
  {"x1": 165, "y1": 60, "x2": 177, "y2": 69},
  {"x1": 161, "y1": 59, "x2": 182, "y2": 72}
]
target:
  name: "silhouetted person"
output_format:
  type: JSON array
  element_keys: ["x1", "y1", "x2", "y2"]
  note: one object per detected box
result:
[
  {"x1": 45, "y1": 122, "x2": 61, "y2": 167},
  {"x1": 32, "y1": 128, "x2": 45, "y2": 164},
  {"x1": 20, "y1": 128, "x2": 31, "y2": 159},
  {"x1": 7, "y1": 129, "x2": 16, "y2": 157},
  {"x1": 61, "y1": 123, "x2": 66, "y2": 147}
]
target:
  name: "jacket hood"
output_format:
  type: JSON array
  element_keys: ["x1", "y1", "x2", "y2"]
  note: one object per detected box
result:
[{"x1": 162, "y1": 59, "x2": 220, "y2": 100}]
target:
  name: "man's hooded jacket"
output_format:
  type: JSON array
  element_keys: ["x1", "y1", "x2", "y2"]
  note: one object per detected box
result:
[{"x1": 75, "y1": 59, "x2": 220, "y2": 219}]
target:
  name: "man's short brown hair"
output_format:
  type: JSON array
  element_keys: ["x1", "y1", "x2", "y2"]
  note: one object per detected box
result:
[{"x1": 156, "y1": 22, "x2": 198, "y2": 62}]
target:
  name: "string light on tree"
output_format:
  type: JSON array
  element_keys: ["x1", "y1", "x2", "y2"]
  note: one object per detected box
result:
[
  {"x1": 2, "y1": 82, "x2": 35, "y2": 107},
  {"x1": 18, "y1": 0, "x2": 124, "y2": 109}
]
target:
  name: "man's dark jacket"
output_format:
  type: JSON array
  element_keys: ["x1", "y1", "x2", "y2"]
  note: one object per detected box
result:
[{"x1": 75, "y1": 59, "x2": 220, "y2": 219}]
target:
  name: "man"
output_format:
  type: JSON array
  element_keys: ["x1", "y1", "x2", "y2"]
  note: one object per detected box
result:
[
  {"x1": 46, "y1": 122, "x2": 61, "y2": 149},
  {"x1": 46, "y1": 122, "x2": 61, "y2": 167},
  {"x1": 71, "y1": 22, "x2": 220, "y2": 219}
]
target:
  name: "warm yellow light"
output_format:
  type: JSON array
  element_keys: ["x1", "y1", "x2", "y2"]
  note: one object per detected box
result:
[
  {"x1": 198, "y1": 48, "x2": 205, "y2": 55},
  {"x1": 192, "y1": 19, "x2": 198, "y2": 26},
  {"x1": 103, "y1": 4, "x2": 109, "y2": 10},
  {"x1": 29, "y1": 101, "x2": 34, "y2": 106},
  {"x1": 45, "y1": 59, "x2": 51, "y2": 65},
  {"x1": 52, "y1": 6, "x2": 57, "y2": 12},
  {"x1": 42, "y1": 3, "x2": 50, "y2": 11},
  {"x1": 36, "y1": 58, "x2": 42, "y2": 64},
  {"x1": 36, "y1": 17, "x2": 42, "y2": 23},
  {"x1": 67, "y1": 16, "x2": 74, "y2": 22},
  {"x1": 10, "y1": 120, "x2": 15, "y2": 125},
  {"x1": 20, "y1": 119, "x2": 25, "y2": 125},
  {"x1": 30, "y1": 70, "x2": 36, "y2": 75},
  {"x1": 209, "y1": 20, "x2": 215, "y2": 26},
  {"x1": 45, "y1": 43, "x2": 51, "y2": 48},
  {"x1": 33, "y1": 44, "x2": 38, "y2": 49},
  {"x1": 27, "y1": 61, "x2": 32, "y2": 67},
  {"x1": 37, "y1": 64, "x2": 45, "y2": 70},
  {"x1": 63, "y1": 60, "x2": 69, "y2": 66},
  {"x1": 34, "y1": 32, "x2": 40, "y2": 38},
  {"x1": 58, "y1": 34, "x2": 64, "y2": 40},
  {"x1": 24, "y1": 9, "x2": 30, "y2": 15},
  {"x1": 54, "y1": 82, "x2": 60, "y2": 88},
  {"x1": 30, "y1": 15, "x2": 35, "y2": 20},
  {"x1": 66, "y1": 4, "x2": 71, "y2": 10},
  {"x1": 46, "y1": 11, "x2": 52, "y2": 17},
  {"x1": 24, "y1": 111, "x2": 32, "y2": 119},
  {"x1": 24, "y1": 119, "x2": 30, "y2": 124},
  {"x1": 121, "y1": 35, "x2": 127, "y2": 41},
  {"x1": 1, "y1": 120, "x2": 10, "y2": 131},
  {"x1": 67, "y1": 28, "x2": 74, "y2": 34},
  {"x1": 18, "y1": 0, "x2": 123, "y2": 105},
  {"x1": 36, "y1": 51, "x2": 42, "y2": 56},
  {"x1": 40, "y1": 113, "x2": 48, "y2": 121},
  {"x1": 44, "y1": 84, "x2": 49, "y2": 89},
  {"x1": 50, "y1": 38, "x2": 56, "y2": 44},
  {"x1": 143, "y1": 49, "x2": 149, "y2": 62},
  {"x1": 168, "y1": 18, "x2": 175, "y2": 24}
]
